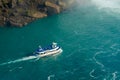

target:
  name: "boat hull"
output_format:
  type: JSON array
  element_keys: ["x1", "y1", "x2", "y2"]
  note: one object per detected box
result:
[{"x1": 35, "y1": 48, "x2": 63, "y2": 58}]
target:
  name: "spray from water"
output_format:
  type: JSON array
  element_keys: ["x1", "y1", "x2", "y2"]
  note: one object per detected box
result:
[{"x1": 91, "y1": 0, "x2": 120, "y2": 14}]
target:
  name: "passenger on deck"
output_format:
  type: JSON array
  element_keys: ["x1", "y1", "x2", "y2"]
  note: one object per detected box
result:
[{"x1": 52, "y1": 42, "x2": 57, "y2": 48}]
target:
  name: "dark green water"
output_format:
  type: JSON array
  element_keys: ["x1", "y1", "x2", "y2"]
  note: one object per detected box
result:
[{"x1": 0, "y1": 0, "x2": 120, "y2": 80}]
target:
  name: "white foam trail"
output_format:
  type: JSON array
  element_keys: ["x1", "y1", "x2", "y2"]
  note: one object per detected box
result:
[
  {"x1": 110, "y1": 44, "x2": 118, "y2": 50},
  {"x1": 0, "y1": 56, "x2": 37, "y2": 66},
  {"x1": 110, "y1": 44, "x2": 120, "y2": 56},
  {"x1": 47, "y1": 75, "x2": 55, "y2": 80},
  {"x1": 89, "y1": 69, "x2": 97, "y2": 78},
  {"x1": 93, "y1": 51, "x2": 104, "y2": 68},
  {"x1": 111, "y1": 71, "x2": 117, "y2": 80},
  {"x1": 103, "y1": 78, "x2": 107, "y2": 80}
]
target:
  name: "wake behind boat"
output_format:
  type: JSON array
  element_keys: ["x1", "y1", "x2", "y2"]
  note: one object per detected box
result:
[
  {"x1": 32, "y1": 42, "x2": 63, "y2": 58},
  {"x1": 0, "y1": 42, "x2": 62, "y2": 66}
]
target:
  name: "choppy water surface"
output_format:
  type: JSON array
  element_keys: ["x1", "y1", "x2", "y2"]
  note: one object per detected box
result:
[{"x1": 0, "y1": 0, "x2": 120, "y2": 80}]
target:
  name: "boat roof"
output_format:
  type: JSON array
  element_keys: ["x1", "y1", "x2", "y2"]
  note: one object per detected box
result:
[{"x1": 36, "y1": 44, "x2": 59, "y2": 53}]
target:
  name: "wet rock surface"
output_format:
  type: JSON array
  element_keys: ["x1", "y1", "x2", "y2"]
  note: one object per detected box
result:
[{"x1": 0, "y1": 0, "x2": 74, "y2": 27}]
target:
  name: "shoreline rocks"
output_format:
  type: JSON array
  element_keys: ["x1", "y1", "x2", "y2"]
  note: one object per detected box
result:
[{"x1": 0, "y1": 0, "x2": 75, "y2": 27}]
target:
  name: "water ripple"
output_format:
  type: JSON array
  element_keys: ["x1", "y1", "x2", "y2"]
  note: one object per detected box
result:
[
  {"x1": 89, "y1": 69, "x2": 97, "y2": 79},
  {"x1": 93, "y1": 51, "x2": 105, "y2": 68}
]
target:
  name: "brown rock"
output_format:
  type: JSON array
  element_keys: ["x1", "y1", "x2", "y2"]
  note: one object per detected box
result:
[
  {"x1": 32, "y1": 12, "x2": 47, "y2": 18},
  {"x1": 0, "y1": 0, "x2": 75, "y2": 27},
  {"x1": 45, "y1": 1, "x2": 61, "y2": 14},
  {"x1": 11, "y1": 0, "x2": 17, "y2": 8},
  {"x1": 0, "y1": 16, "x2": 5, "y2": 25}
]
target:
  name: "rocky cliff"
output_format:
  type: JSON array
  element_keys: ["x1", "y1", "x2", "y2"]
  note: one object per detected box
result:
[{"x1": 0, "y1": 0, "x2": 74, "y2": 27}]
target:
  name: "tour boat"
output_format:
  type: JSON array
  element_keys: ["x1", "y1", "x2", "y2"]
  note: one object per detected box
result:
[{"x1": 33, "y1": 42, "x2": 63, "y2": 57}]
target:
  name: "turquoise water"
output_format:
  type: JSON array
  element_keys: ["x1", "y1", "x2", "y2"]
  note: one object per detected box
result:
[{"x1": 0, "y1": 0, "x2": 120, "y2": 80}]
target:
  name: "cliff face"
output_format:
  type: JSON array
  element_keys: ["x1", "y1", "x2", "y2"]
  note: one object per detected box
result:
[{"x1": 0, "y1": 0, "x2": 74, "y2": 27}]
